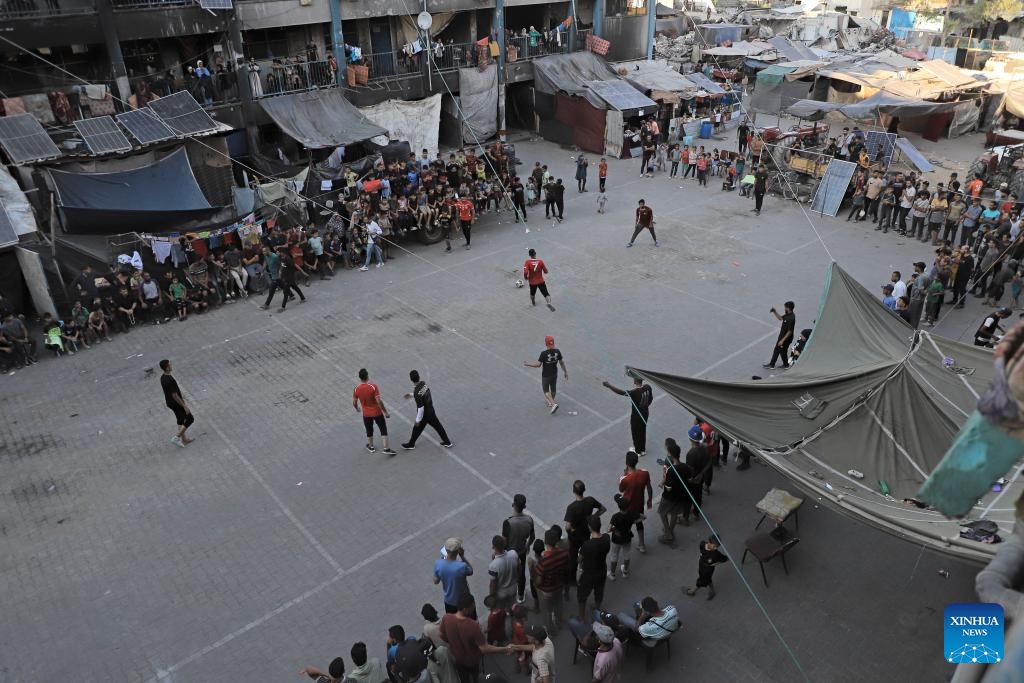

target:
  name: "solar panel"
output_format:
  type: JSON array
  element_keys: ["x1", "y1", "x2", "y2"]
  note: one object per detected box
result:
[
  {"x1": 0, "y1": 114, "x2": 62, "y2": 164},
  {"x1": 199, "y1": 0, "x2": 233, "y2": 8},
  {"x1": 811, "y1": 159, "x2": 858, "y2": 217},
  {"x1": 147, "y1": 91, "x2": 218, "y2": 136},
  {"x1": 117, "y1": 108, "x2": 176, "y2": 145},
  {"x1": 864, "y1": 131, "x2": 897, "y2": 171},
  {"x1": 0, "y1": 199, "x2": 18, "y2": 248},
  {"x1": 73, "y1": 116, "x2": 133, "y2": 155}
]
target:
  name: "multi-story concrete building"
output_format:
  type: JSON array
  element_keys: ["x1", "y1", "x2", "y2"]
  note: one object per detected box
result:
[{"x1": 1, "y1": 0, "x2": 658, "y2": 141}]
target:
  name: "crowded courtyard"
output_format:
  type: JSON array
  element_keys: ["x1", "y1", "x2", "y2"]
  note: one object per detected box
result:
[{"x1": 0, "y1": 130, "x2": 995, "y2": 681}]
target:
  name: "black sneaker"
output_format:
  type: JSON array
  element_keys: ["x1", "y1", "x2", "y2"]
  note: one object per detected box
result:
[
  {"x1": 401, "y1": 442, "x2": 416, "y2": 450},
  {"x1": 382, "y1": 448, "x2": 397, "y2": 456},
  {"x1": 365, "y1": 444, "x2": 376, "y2": 453},
  {"x1": 762, "y1": 363, "x2": 775, "y2": 369},
  {"x1": 440, "y1": 441, "x2": 454, "y2": 448}
]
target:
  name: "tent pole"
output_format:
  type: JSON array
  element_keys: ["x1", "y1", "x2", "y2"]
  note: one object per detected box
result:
[
  {"x1": 496, "y1": 0, "x2": 506, "y2": 142},
  {"x1": 49, "y1": 192, "x2": 68, "y2": 295}
]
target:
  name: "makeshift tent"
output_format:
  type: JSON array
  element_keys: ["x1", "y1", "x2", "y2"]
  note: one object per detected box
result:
[
  {"x1": 445, "y1": 65, "x2": 498, "y2": 143},
  {"x1": 628, "y1": 263, "x2": 1016, "y2": 564},
  {"x1": 361, "y1": 94, "x2": 443, "y2": 159},
  {"x1": 259, "y1": 89, "x2": 387, "y2": 149},
  {"x1": 50, "y1": 148, "x2": 219, "y2": 234},
  {"x1": 619, "y1": 59, "x2": 699, "y2": 102},
  {"x1": 785, "y1": 92, "x2": 965, "y2": 121},
  {"x1": 533, "y1": 52, "x2": 651, "y2": 155},
  {"x1": 685, "y1": 72, "x2": 726, "y2": 96},
  {"x1": 750, "y1": 64, "x2": 814, "y2": 114}
]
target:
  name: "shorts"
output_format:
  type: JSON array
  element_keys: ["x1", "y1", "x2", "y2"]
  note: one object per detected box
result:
[
  {"x1": 609, "y1": 541, "x2": 631, "y2": 565},
  {"x1": 175, "y1": 299, "x2": 188, "y2": 313},
  {"x1": 577, "y1": 571, "x2": 606, "y2": 605},
  {"x1": 658, "y1": 496, "x2": 686, "y2": 517},
  {"x1": 529, "y1": 282, "x2": 550, "y2": 298},
  {"x1": 170, "y1": 405, "x2": 195, "y2": 428},
  {"x1": 541, "y1": 374, "x2": 558, "y2": 396},
  {"x1": 363, "y1": 414, "x2": 387, "y2": 437}
]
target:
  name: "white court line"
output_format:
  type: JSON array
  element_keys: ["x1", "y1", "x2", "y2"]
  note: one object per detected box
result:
[
  {"x1": 381, "y1": 290, "x2": 614, "y2": 424},
  {"x1": 203, "y1": 416, "x2": 343, "y2": 573},
  {"x1": 149, "y1": 490, "x2": 495, "y2": 682},
  {"x1": 197, "y1": 326, "x2": 267, "y2": 351}
]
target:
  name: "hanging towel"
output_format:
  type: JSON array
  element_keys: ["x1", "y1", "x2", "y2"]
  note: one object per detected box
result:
[
  {"x1": 87, "y1": 95, "x2": 116, "y2": 116},
  {"x1": 22, "y1": 93, "x2": 55, "y2": 124},
  {"x1": 48, "y1": 91, "x2": 73, "y2": 125},
  {"x1": 84, "y1": 84, "x2": 107, "y2": 100},
  {"x1": 190, "y1": 238, "x2": 209, "y2": 258},
  {"x1": 151, "y1": 240, "x2": 173, "y2": 264}
]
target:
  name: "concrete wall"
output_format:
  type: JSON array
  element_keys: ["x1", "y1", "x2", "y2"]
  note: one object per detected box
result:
[
  {"x1": 602, "y1": 15, "x2": 647, "y2": 62},
  {"x1": 238, "y1": 0, "x2": 330, "y2": 30}
]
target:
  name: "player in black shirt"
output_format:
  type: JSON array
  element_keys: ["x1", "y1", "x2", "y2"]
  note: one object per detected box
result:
[
  {"x1": 763, "y1": 301, "x2": 795, "y2": 369},
  {"x1": 523, "y1": 335, "x2": 568, "y2": 414},
  {"x1": 576, "y1": 515, "x2": 610, "y2": 620},
  {"x1": 602, "y1": 376, "x2": 654, "y2": 456},
  {"x1": 159, "y1": 359, "x2": 194, "y2": 448},
  {"x1": 564, "y1": 480, "x2": 606, "y2": 597},
  {"x1": 685, "y1": 535, "x2": 728, "y2": 600},
  {"x1": 400, "y1": 369, "x2": 453, "y2": 450}
]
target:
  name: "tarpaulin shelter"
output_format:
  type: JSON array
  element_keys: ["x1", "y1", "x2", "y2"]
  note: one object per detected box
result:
[
  {"x1": 444, "y1": 66, "x2": 498, "y2": 143},
  {"x1": 533, "y1": 52, "x2": 654, "y2": 155},
  {"x1": 695, "y1": 23, "x2": 750, "y2": 46},
  {"x1": 619, "y1": 59, "x2": 699, "y2": 103},
  {"x1": 627, "y1": 263, "x2": 1018, "y2": 564},
  {"x1": 49, "y1": 148, "x2": 219, "y2": 234},
  {"x1": 259, "y1": 89, "x2": 387, "y2": 149},
  {"x1": 750, "y1": 64, "x2": 815, "y2": 114},
  {"x1": 361, "y1": 94, "x2": 442, "y2": 159},
  {"x1": 785, "y1": 91, "x2": 965, "y2": 121}
]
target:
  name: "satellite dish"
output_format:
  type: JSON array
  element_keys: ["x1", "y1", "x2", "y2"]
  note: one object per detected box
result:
[{"x1": 417, "y1": 11, "x2": 432, "y2": 31}]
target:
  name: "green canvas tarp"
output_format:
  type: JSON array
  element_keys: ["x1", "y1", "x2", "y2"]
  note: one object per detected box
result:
[{"x1": 628, "y1": 263, "x2": 1020, "y2": 564}]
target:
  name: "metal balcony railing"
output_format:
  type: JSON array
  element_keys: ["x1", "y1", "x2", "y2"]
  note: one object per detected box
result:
[
  {"x1": 247, "y1": 58, "x2": 338, "y2": 98},
  {"x1": 111, "y1": 0, "x2": 190, "y2": 8},
  {"x1": 0, "y1": 0, "x2": 95, "y2": 18}
]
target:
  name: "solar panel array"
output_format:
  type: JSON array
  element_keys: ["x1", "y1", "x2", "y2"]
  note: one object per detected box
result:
[
  {"x1": 116, "y1": 108, "x2": 177, "y2": 145},
  {"x1": 147, "y1": 91, "x2": 219, "y2": 136},
  {"x1": 0, "y1": 114, "x2": 62, "y2": 164},
  {"x1": 199, "y1": 0, "x2": 233, "y2": 8},
  {"x1": 73, "y1": 116, "x2": 133, "y2": 155}
]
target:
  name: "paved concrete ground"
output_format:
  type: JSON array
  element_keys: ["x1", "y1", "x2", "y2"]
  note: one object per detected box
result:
[{"x1": 0, "y1": 131, "x2": 993, "y2": 683}]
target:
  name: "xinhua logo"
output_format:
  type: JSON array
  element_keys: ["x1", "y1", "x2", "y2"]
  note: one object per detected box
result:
[{"x1": 945, "y1": 603, "x2": 1004, "y2": 663}]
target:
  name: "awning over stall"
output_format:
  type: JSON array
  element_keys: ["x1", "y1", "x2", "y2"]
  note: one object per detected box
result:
[
  {"x1": 259, "y1": 89, "x2": 388, "y2": 149},
  {"x1": 785, "y1": 91, "x2": 965, "y2": 120},
  {"x1": 49, "y1": 148, "x2": 219, "y2": 234},
  {"x1": 533, "y1": 52, "x2": 620, "y2": 110}
]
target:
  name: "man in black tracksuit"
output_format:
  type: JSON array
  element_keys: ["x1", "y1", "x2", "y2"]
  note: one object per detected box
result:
[
  {"x1": 401, "y1": 370, "x2": 453, "y2": 449},
  {"x1": 552, "y1": 179, "x2": 565, "y2": 221},
  {"x1": 602, "y1": 377, "x2": 653, "y2": 456},
  {"x1": 512, "y1": 177, "x2": 528, "y2": 223}
]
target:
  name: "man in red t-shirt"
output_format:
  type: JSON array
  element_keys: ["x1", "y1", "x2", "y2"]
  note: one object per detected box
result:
[
  {"x1": 696, "y1": 418, "x2": 719, "y2": 493},
  {"x1": 627, "y1": 199, "x2": 658, "y2": 248},
  {"x1": 618, "y1": 451, "x2": 653, "y2": 552},
  {"x1": 352, "y1": 367, "x2": 395, "y2": 454},
  {"x1": 524, "y1": 248, "x2": 555, "y2": 311},
  {"x1": 455, "y1": 197, "x2": 476, "y2": 250}
]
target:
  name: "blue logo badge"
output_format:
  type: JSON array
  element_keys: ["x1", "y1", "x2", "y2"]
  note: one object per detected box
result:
[{"x1": 945, "y1": 603, "x2": 1004, "y2": 663}]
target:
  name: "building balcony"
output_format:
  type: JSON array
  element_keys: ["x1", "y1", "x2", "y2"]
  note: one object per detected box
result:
[
  {"x1": 111, "y1": 0, "x2": 190, "y2": 9},
  {"x1": 0, "y1": 0, "x2": 94, "y2": 19}
]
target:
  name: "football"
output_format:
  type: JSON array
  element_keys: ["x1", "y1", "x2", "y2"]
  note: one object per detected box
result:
[{"x1": 514, "y1": 279, "x2": 524, "y2": 288}]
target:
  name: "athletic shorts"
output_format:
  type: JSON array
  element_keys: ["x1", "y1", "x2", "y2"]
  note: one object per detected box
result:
[
  {"x1": 529, "y1": 282, "x2": 550, "y2": 298},
  {"x1": 577, "y1": 571, "x2": 606, "y2": 605},
  {"x1": 658, "y1": 497, "x2": 686, "y2": 517},
  {"x1": 542, "y1": 374, "x2": 558, "y2": 396},
  {"x1": 363, "y1": 414, "x2": 387, "y2": 437},
  {"x1": 170, "y1": 405, "x2": 195, "y2": 427}
]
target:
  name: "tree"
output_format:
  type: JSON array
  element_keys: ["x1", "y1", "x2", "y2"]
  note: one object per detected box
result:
[{"x1": 963, "y1": 0, "x2": 1020, "y2": 31}]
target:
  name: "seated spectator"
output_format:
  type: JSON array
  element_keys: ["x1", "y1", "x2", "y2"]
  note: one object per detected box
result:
[
  {"x1": 113, "y1": 285, "x2": 138, "y2": 331},
  {"x1": 62, "y1": 315, "x2": 85, "y2": 353},
  {"x1": 611, "y1": 596, "x2": 679, "y2": 648},
  {"x1": 0, "y1": 330, "x2": 21, "y2": 371},
  {"x1": 87, "y1": 306, "x2": 112, "y2": 343},
  {"x1": 138, "y1": 272, "x2": 165, "y2": 325},
  {"x1": 41, "y1": 313, "x2": 66, "y2": 357},
  {"x1": 188, "y1": 284, "x2": 210, "y2": 314},
  {"x1": 70, "y1": 300, "x2": 90, "y2": 332},
  {"x1": 2, "y1": 311, "x2": 37, "y2": 364},
  {"x1": 739, "y1": 173, "x2": 755, "y2": 197}
]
